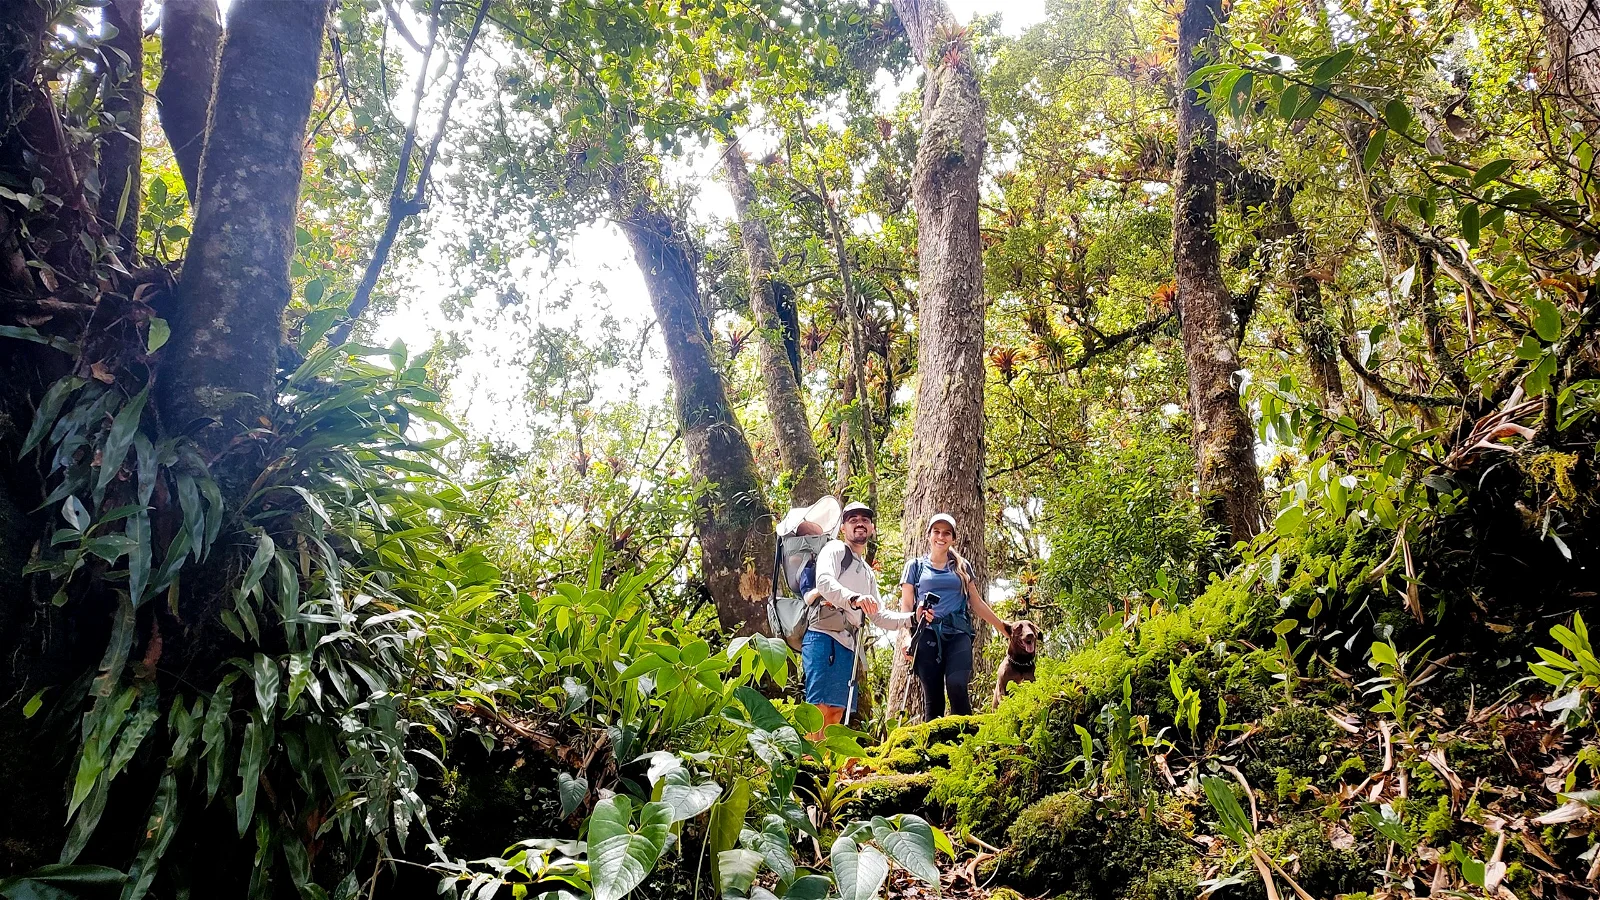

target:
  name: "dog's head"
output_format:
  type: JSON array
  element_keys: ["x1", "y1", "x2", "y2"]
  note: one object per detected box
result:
[{"x1": 1006, "y1": 620, "x2": 1040, "y2": 659}]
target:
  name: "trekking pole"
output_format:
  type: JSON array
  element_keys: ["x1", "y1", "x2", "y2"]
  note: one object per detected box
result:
[
  {"x1": 843, "y1": 616, "x2": 862, "y2": 728},
  {"x1": 897, "y1": 594, "x2": 933, "y2": 714}
]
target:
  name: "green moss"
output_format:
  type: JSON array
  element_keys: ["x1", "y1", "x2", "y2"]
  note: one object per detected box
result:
[
  {"x1": 992, "y1": 790, "x2": 1197, "y2": 899},
  {"x1": 844, "y1": 773, "x2": 938, "y2": 819},
  {"x1": 879, "y1": 715, "x2": 986, "y2": 755},
  {"x1": 932, "y1": 567, "x2": 1278, "y2": 833},
  {"x1": 1244, "y1": 705, "x2": 1339, "y2": 792},
  {"x1": 1258, "y1": 818, "x2": 1372, "y2": 898}
]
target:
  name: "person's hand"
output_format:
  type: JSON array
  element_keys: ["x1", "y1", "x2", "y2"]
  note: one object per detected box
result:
[
  {"x1": 919, "y1": 607, "x2": 935, "y2": 623},
  {"x1": 855, "y1": 596, "x2": 880, "y2": 616}
]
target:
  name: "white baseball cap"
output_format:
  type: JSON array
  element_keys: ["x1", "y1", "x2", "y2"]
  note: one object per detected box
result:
[{"x1": 927, "y1": 513, "x2": 957, "y2": 533}]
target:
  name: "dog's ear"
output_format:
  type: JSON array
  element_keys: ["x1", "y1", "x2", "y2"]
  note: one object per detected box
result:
[{"x1": 1002, "y1": 620, "x2": 1014, "y2": 637}]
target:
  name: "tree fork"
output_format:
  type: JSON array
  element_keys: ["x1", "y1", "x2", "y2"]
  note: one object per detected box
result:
[
  {"x1": 721, "y1": 140, "x2": 829, "y2": 505},
  {"x1": 616, "y1": 184, "x2": 775, "y2": 636},
  {"x1": 1173, "y1": 0, "x2": 1266, "y2": 546},
  {"x1": 157, "y1": 0, "x2": 330, "y2": 499}
]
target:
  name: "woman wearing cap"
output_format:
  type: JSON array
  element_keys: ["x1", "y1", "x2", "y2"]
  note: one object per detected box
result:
[{"x1": 899, "y1": 513, "x2": 1010, "y2": 720}]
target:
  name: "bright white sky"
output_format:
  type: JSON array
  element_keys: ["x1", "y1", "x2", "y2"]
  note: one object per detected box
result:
[{"x1": 373, "y1": 0, "x2": 1049, "y2": 447}]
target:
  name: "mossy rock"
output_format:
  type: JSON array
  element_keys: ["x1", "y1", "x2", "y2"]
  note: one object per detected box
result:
[
  {"x1": 879, "y1": 715, "x2": 987, "y2": 755},
  {"x1": 992, "y1": 790, "x2": 1198, "y2": 900},
  {"x1": 844, "y1": 773, "x2": 939, "y2": 819},
  {"x1": 870, "y1": 740, "x2": 961, "y2": 775},
  {"x1": 1248, "y1": 817, "x2": 1373, "y2": 900},
  {"x1": 1243, "y1": 704, "x2": 1340, "y2": 794}
]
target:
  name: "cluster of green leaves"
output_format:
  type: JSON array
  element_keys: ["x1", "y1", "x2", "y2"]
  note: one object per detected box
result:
[
  {"x1": 441, "y1": 681, "x2": 945, "y2": 900},
  {"x1": 8, "y1": 326, "x2": 516, "y2": 898}
]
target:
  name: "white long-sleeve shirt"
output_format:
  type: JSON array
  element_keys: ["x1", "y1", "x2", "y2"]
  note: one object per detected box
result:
[{"x1": 809, "y1": 539, "x2": 915, "y2": 652}]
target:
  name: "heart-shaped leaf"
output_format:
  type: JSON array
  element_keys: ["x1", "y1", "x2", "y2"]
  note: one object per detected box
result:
[
  {"x1": 830, "y1": 836, "x2": 888, "y2": 900},
  {"x1": 660, "y1": 768, "x2": 721, "y2": 822},
  {"x1": 717, "y1": 848, "x2": 765, "y2": 899},
  {"x1": 874, "y1": 815, "x2": 939, "y2": 885},
  {"x1": 558, "y1": 771, "x2": 589, "y2": 818},
  {"x1": 590, "y1": 796, "x2": 673, "y2": 900}
]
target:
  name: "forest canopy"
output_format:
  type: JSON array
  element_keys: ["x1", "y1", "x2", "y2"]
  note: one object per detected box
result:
[{"x1": 1, "y1": 0, "x2": 1598, "y2": 898}]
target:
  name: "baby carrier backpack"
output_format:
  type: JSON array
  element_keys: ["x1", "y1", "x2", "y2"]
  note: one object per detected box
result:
[{"x1": 766, "y1": 497, "x2": 843, "y2": 651}]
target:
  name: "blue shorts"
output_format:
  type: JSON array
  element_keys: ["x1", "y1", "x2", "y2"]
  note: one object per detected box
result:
[{"x1": 802, "y1": 630, "x2": 858, "y2": 710}]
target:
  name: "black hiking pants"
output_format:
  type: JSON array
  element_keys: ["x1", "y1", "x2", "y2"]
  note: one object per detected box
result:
[{"x1": 912, "y1": 626, "x2": 973, "y2": 720}]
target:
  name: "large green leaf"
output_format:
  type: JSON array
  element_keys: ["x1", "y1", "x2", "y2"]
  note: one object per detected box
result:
[
  {"x1": 734, "y1": 686, "x2": 788, "y2": 732},
  {"x1": 659, "y1": 768, "x2": 721, "y2": 822},
  {"x1": 589, "y1": 796, "x2": 673, "y2": 900},
  {"x1": 708, "y1": 777, "x2": 751, "y2": 889},
  {"x1": 0, "y1": 865, "x2": 126, "y2": 900},
  {"x1": 122, "y1": 771, "x2": 180, "y2": 900},
  {"x1": 872, "y1": 815, "x2": 939, "y2": 885},
  {"x1": 716, "y1": 849, "x2": 764, "y2": 899},
  {"x1": 829, "y1": 836, "x2": 888, "y2": 900},
  {"x1": 95, "y1": 387, "x2": 148, "y2": 500}
]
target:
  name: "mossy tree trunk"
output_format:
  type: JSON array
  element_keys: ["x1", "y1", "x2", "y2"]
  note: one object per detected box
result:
[
  {"x1": 1, "y1": 0, "x2": 328, "y2": 871},
  {"x1": 156, "y1": 0, "x2": 223, "y2": 205},
  {"x1": 1542, "y1": 0, "x2": 1600, "y2": 136},
  {"x1": 721, "y1": 139, "x2": 829, "y2": 506},
  {"x1": 617, "y1": 185, "x2": 776, "y2": 637},
  {"x1": 1173, "y1": 0, "x2": 1266, "y2": 545},
  {"x1": 156, "y1": 0, "x2": 330, "y2": 502},
  {"x1": 96, "y1": 0, "x2": 143, "y2": 256},
  {"x1": 886, "y1": 0, "x2": 992, "y2": 719}
]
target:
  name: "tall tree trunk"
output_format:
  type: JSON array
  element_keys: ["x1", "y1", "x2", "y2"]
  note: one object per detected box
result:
[
  {"x1": 156, "y1": 0, "x2": 329, "y2": 499},
  {"x1": 721, "y1": 140, "x2": 829, "y2": 506},
  {"x1": 886, "y1": 0, "x2": 990, "y2": 719},
  {"x1": 1412, "y1": 244, "x2": 1474, "y2": 397},
  {"x1": 1542, "y1": 0, "x2": 1600, "y2": 135},
  {"x1": 834, "y1": 365, "x2": 857, "y2": 497},
  {"x1": 157, "y1": 0, "x2": 222, "y2": 205},
  {"x1": 1173, "y1": 0, "x2": 1265, "y2": 545},
  {"x1": 97, "y1": 0, "x2": 143, "y2": 255},
  {"x1": 818, "y1": 171, "x2": 880, "y2": 510},
  {"x1": 1281, "y1": 216, "x2": 1347, "y2": 412},
  {"x1": 617, "y1": 187, "x2": 776, "y2": 636}
]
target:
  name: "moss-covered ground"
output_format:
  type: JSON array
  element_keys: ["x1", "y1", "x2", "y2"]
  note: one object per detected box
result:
[{"x1": 838, "y1": 518, "x2": 1599, "y2": 900}]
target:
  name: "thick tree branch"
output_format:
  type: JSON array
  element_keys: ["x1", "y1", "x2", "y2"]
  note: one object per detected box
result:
[
  {"x1": 1337, "y1": 339, "x2": 1464, "y2": 408},
  {"x1": 156, "y1": 0, "x2": 221, "y2": 205},
  {"x1": 1039, "y1": 311, "x2": 1176, "y2": 375},
  {"x1": 332, "y1": 0, "x2": 490, "y2": 346}
]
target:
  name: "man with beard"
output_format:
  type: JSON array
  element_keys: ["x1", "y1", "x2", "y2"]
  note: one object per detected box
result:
[{"x1": 805, "y1": 501, "x2": 929, "y2": 737}]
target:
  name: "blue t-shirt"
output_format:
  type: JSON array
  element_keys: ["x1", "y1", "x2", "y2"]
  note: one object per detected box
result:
[{"x1": 900, "y1": 556, "x2": 972, "y2": 630}]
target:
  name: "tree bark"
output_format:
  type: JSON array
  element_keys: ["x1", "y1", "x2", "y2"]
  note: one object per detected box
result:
[
  {"x1": 1542, "y1": 0, "x2": 1600, "y2": 134},
  {"x1": 818, "y1": 170, "x2": 880, "y2": 510},
  {"x1": 886, "y1": 0, "x2": 991, "y2": 720},
  {"x1": 721, "y1": 140, "x2": 829, "y2": 506},
  {"x1": 1280, "y1": 206, "x2": 1347, "y2": 412},
  {"x1": 834, "y1": 365, "x2": 857, "y2": 497},
  {"x1": 156, "y1": 0, "x2": 222, "y2": 205},
  {"x1": 1172, "y1": 0, "x2": 1266, "y2": 546},
  {"x1": 156, "y1": 0, "x2": 329, "y2": 497},
  {"x1": 617, "y1": 187, "x2": 776, "y2": 637},
  {"x1": 96, "y1": 0, "x2": 143, "y2": 255}
]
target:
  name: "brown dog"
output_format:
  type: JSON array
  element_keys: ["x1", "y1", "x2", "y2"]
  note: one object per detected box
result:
[{"x1": 993, "y1": 620, "x2": 1040, "y2": 707}]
